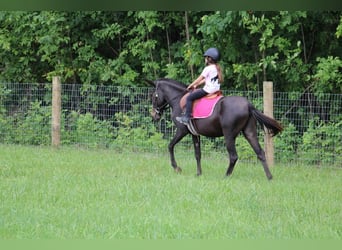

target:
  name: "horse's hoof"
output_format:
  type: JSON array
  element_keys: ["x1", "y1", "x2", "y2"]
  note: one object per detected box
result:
[{"x1": 175, "y1": 167, "x2": 182, "y2": 173}]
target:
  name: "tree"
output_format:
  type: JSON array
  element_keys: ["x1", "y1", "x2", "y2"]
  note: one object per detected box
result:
[{"x1": 0, "y1": 11, "x2": 341, "y2": 93}]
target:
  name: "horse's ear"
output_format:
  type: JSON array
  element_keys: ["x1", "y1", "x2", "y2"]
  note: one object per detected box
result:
[{"x1": 144, "y1": 79, "x2": 156, "y2": 87}]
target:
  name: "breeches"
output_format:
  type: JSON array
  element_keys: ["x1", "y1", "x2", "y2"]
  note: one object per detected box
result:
[{"x1": 185, "y1": 89, "x2": 208, "y2": 116}]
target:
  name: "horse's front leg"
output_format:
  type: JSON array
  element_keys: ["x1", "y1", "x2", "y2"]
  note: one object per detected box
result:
[
  {"x1": 192, "y1": 135, "x2": 202, "y2": 176},
  {"x1": 168, "y1": 129, "x2": 188, "y2": 173}
]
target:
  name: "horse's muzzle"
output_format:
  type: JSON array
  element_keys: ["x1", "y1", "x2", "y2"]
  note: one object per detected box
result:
[{"x1": 150, "y1": 109, "x2": 161, "y2": 121}]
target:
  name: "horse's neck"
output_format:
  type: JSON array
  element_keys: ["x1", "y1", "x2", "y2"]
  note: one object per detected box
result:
[
  {"x1": 165, "y1": 88, "x2": 184, "y2": 108},
  {"x1": 158, "y1": 80, "x2": 186, "y2": 107},
  {"x1": 166, "y1": 92, "x2": 182, "y2": 108}
]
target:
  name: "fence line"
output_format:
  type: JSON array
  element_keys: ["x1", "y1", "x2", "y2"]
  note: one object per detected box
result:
[{"x1": 0, "y1": 82, "x2": 341, "y2": 167}]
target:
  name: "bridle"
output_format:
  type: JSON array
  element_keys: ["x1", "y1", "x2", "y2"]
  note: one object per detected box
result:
[
  {"x1": 151, "y1": 89, "x2": 169, "y2": 116},
  {"x1": 151, "y1": 85, "x2": 188, "y2": 116}
]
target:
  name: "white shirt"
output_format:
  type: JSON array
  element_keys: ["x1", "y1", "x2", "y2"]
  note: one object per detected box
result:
[{"x1": 201, "y1": 64, "x2": 221, "y2": 93}]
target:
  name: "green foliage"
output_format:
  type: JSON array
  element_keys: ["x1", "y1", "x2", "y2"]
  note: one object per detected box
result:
[
  {"x1": 1, "y1": 9, "x2": 341, "y2": 167},
  {"x1": 240, "y1": 12, "x2": 309, "y2": 90},
  {"x1": 336, "y1": 15, "x2": 342, "y2": 38},
  {"x1": 0, "y1": 11, "x2": 341, "y2": 93},
  {"x1": 113, "y1": 112, "x2": 167, "y2": 151},
  {"x1": 274, "y1": 123, "x2": 302, "y2": 162},
  {"x1": 0, "y1": 81, "x2": 340, "y2": 165},
  {"x1": 14, "y1": 101, "x2": 51, "y2": 145},
  {"x1": 0, "y1": 112, "x2": 13, "y2": 143},
  {"x1": 64, "y1": 111, "x2": 114, "y2": 148},
  {"x1": 313, "y1": 56, "x2": 342, "y2": 93},
  {"x1": 232, "y1": 63, "x2": 262, "y2": 91},
  {"x1": 298, "y1": 118, "x2": 342, "y2": 166}
]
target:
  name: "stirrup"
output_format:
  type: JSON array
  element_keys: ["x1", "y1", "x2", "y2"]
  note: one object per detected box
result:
[{"x1": 176, "y1": 116, "x2": 190, "y2": 125}]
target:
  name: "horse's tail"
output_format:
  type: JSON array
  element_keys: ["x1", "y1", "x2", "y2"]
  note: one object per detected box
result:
[{"x1": 249, "y1": 103, "x2": 283, "y2": 137}]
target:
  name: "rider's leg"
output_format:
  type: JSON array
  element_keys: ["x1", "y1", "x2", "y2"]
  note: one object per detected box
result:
[{"x1": 176, "y1": 89, "x2": 208, "y2": 124}]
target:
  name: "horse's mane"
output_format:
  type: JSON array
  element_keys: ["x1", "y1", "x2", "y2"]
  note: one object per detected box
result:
[{"x1": 156, "y1": 78, "x2": 187, "y2": 91}]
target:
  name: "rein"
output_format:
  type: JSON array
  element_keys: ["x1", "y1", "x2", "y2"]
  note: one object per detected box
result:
[{"x1": 153, "y1": 101, "x2": 169, "y2": 115}]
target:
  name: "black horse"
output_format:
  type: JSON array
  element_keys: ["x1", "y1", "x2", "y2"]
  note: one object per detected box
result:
[{"x1": 148, "y1": 78, "x2": 283, "y2": 180}]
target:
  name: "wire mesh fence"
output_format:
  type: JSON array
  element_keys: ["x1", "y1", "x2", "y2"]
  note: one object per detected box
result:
[{"x1": 0, "y1": 82, "x2": 341, "y2": 167}]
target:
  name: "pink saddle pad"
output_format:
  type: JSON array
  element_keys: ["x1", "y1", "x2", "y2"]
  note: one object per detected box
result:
[{"x1": 192, "y1": 95, "x2": 223, "y2": 118}]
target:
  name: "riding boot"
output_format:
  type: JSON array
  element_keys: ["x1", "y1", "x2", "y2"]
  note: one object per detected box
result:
[
  {"x1": 176, "y1": 102, "x2": 191, "y2": 125},
  {"x1": 176, "y1": 89, "x2": 207, "y2": 125},
  {"x1": 176, "y1": 115, "x2": 190, "y2": 125}
]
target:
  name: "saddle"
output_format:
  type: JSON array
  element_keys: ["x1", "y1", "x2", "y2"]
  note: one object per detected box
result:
[{"x1": 180, "y1": 91, "x2": 223, "y2": 119}]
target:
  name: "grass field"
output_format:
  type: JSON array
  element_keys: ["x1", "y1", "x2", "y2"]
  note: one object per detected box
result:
[{"x1": 0, "y1": 144, "x2": 341, "y2": 239}]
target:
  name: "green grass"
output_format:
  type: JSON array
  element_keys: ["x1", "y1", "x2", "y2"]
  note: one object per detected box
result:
[{"x1": 0, "y1": 145, "x2": 341, "y2": 239}]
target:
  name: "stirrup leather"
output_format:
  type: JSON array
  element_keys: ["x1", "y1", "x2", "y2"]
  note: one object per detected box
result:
[{"x1": 187, "y1": 119, "x2": 199, "y2": 136}]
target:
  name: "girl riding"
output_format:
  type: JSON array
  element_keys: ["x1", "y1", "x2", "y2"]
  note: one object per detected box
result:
[{"x1": 176, "y1": 47, "x2": 224, "y2": 125}]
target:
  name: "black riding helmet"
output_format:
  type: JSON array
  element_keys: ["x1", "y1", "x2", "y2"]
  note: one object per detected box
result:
[{"x1": 203, "y1": 47, "x2": 220, "y2": 62}]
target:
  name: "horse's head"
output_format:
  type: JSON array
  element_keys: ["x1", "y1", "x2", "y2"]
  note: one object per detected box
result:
[
  {"x1": 145, "y1": 79, "x2": 168, "y2": 121},
  {"x1": 150, "y1": 84, "x2": 168, "y2": 121},
  {"x1": 146, "y1": 78, "x2": 187, "y2": 121}
]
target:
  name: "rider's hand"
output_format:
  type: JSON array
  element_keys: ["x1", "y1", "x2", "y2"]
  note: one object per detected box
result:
[{"x1": 187, "y1": 84, "x2": 195, "y2": 90}]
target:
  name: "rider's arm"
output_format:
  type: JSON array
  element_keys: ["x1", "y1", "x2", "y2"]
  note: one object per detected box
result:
[{"x1": 187, "y1": 75, "x2": 205, "y2": 90}]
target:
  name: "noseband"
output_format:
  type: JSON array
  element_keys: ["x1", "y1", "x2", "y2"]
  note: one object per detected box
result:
[{"x1": 152, "y1": 90, "x2": 169, "y2": 115}]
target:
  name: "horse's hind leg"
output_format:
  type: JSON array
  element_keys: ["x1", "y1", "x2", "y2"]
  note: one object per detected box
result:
[
  {"x1": 243, "y1": 119, "x2": 273, "y2": 180},
  {"x1": 192, "y1": 135, "x2": 202, "y2": 176},
  {"x1": 224, "y1": 135, "x2": 239, "y2": 177}
]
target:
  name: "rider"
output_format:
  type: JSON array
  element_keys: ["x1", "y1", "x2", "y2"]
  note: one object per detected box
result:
[{"x1": 176, "y1": 47, "x2": 223, "y2": 125}]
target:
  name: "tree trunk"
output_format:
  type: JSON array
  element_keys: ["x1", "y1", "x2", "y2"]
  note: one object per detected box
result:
[{"x1": 184, "y1": 11, "x2": 194, "y2": 79}]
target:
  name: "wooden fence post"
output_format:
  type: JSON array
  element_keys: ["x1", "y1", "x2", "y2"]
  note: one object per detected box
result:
[
  {"x1": 263, "y1": 81, "x2": 274, "y2": 167},
  {"x1": 51, "y1": 76, "x2": 61, "y2": 147}
]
